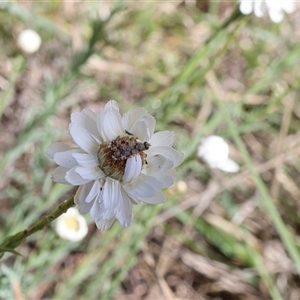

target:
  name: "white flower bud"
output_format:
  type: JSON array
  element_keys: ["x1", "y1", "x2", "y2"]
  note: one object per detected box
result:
[
  {"x1": 17, "y1": 29, "x2": 41, "y2": 54},
  {"x1": 56, "y1": 207, "x2": 88, "y2": 242},
  {"x1": 198, "y1": 135, "x2": 239, "y2": 173}
]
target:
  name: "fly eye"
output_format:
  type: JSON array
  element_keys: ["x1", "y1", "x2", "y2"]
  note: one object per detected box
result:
[{"x1": 143, "y1": 142, "x2": 150, "y2": 150}]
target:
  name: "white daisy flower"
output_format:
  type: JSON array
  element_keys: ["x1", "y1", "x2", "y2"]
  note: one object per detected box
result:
[
  {"x1": 197, "y1": 135, "x2": 239, "y2": 173},
  {"x1": 17, "y1": 29, "x2": 42, "y2": 54},
  {"x1": 55, "y1": 207, "x2": 88, "y2": 242},
  {"x1": 239, "y1": 0, "x2": 295, "y2": 23},
  {"x1": 47, "y1": 100, "x2": 183, "y2": 230}
]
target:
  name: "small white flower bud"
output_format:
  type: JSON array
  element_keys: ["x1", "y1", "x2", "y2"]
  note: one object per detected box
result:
[
  {"x1": 17, "y1": 29, "x2": 41, "y2": 54},
  {"x1": 55, "y1": 207, "x2": 88, "y2": 242}
]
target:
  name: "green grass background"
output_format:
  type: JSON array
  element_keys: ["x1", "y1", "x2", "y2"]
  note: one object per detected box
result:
[{"x1": 1, "y1": 1, "x2": 300, "y2": 299}]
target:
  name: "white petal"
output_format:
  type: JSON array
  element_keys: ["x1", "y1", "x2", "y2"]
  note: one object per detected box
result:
[
  {"x1": 150, "y1": 131, "x2": 175, "y2": 147},
  {"x1": 123, "y1": 108, "x2": 155, "y2": 141},
  {"x1": 85, "y1": 180, "x2": 102, "y2": 203},
  {"x1": 140, "y1": 114, "x2": 156, "y2": 142},
  {"x1": 69, "y1": 124, "x2": 99, "y2": 154},
  {"x1": 90, "y1": 187, "x2": 118, "y2": 221},
  {"x1": 282, "y1": 1, "x2": 295, "y2": 13},
  {"x1": 97, "y1": 105, "x2": 124, "y2": 142},
  {"x1": 268, "y1": 9, "x2": 284, "y2": 23},
  {"x1": 105, "y1": 100, "x2": 119, "y2": 110},
  {"x1": 90, "y1": 198, "x2": 105, "y2": 222},
  {"x1": 75, "y1": 183, "x2": 94, "y2": 214},
  {"x1": 135, "y1": 115, "x2": 156, "y2": 141},
  {"x1": 95, "y1": 218, "x2": 115, "y2": 230},
  {"x1": 65, "y1": 207, "x2": 79, "y2": 216},
  {"x1": 124, "y1": 174, "x2": 162, "y2": 201},
  {"x1": 104, "y1": 107, "x2": 124, "y2": 139},
  {"x1": 123, "y1": 154, "x2": 142, "y2": 183},
  {"x1": 71, "y1": 109, "x2": 100, "y2": 139},
  {"x1": 47, "y1": 142, "x2": 73, "y2": 159},
  {"x1": 154, "y1": 172, "x2": 175, "y2": 188},
  {"x1": 145, "y1": 154, "x2": 173, "y2": 175},
  {"x1": 53, "y1": 150, "x2": 79, "y2": 169},
  {"x1": 198, "y1": 136, "x2": 229, "y2": 168},
  {"x1": 102, "y1": 178, "x2": 122, "y2": 218},
  {"x1": 217, "y1": 158, "x2": 240, "y2": 173},
  {"x1": 141, "y1": 114, "x2": 156, "y2": 140},
  {"x1": 116, "y1": 189, "x2": 133, "y2": 227},
  {"x1": 95, "y1": 100, "x2": 120, "y2": 122},
  {"x1": 148, "y1": 146, "x2": 184, "y2": 168},
  {"x1": 51, "y1": 166, "x2": 69, "y2": 184},
  {"x1": 122, "y1": 107, "x2": 148, "y2": 131},
  {"x1": 239, "y1": 1, "x2": 254, "y2": 15},
  {"x1": 75, "y1": 166, "x2": 104, "y2": 180},
  {"x1": 265, "y1": 0, "x2": 283, "y2": 11},
  {"x1": 72, "y1": 152, "x2": 99, "y2": 168},
  {"x1": 65, "y1": 167, "x2": 91, "y2": 185},
  {"x1": 254, "y1": 0, "x2": 267, "y2": 17},
  {"x1": 71, "y1": 108, "x2": 96, "y2": 122},
  {"x1": 139, "y1": 191, "x2": 166, "y2": 204},
  {"x1": 130, "y1": 120, "x2": 149, "y2": 141}
]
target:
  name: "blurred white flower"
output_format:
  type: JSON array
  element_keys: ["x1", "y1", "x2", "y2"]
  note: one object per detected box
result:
[
  {"x1": 176, "y1": 180, "x2": 188, "y2": 193},
  {"x1": 56, "y1": 207, "x2": 88, "y2": 242},
  {"x1": 17, "y1": 29, "x2": 41, "y2": 54},
  {"x1": 98, "y1": 3, "x2": 111, "y2": 21},
  {"x1": 47, "y1": 100, "x2": 183, "y2": 230},
  {"x1": 239, "y1": 0, "x2": 295, "y2": 23},
  {"x1": 197, "y1": 135, "x2": 239, "y2": 173}
]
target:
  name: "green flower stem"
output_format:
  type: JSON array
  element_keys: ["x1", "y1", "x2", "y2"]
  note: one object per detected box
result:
[{"x1": 0, "y1": 196, "x2": 75, "y2": 258}]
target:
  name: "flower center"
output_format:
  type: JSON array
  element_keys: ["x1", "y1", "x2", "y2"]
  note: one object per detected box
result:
[
  {"x1": 65, "y1": 216, "x2": 80, "y2": 231},
  {"x1": 97, "y1": 135, "x2": 150, "y2": 181}
]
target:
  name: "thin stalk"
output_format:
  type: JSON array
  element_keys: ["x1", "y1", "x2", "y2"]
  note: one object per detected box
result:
[
  {"x1": 0, "y1": 196, "x2": 75, "y2": 258},
  {"x1": 243, "y1": 236, "x2": 283, "y2": 300}
]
